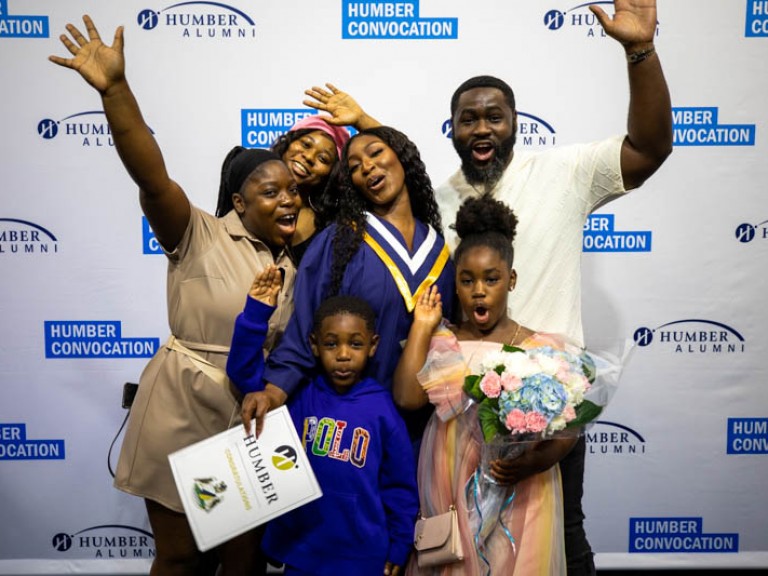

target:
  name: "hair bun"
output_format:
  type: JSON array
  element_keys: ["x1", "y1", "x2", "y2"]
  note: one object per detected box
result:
[{"x1": 454, "y1": 194, "x2": 518, "y2": 242}]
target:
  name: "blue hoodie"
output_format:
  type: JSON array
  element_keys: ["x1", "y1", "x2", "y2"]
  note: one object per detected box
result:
[{"x1": 228, "y1": 297, "x2": 418, "y2": 574}]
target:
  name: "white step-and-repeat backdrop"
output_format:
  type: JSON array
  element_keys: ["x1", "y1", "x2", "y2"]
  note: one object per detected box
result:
[{"x1": 1, "y1": 0, "x2": 766, "y2": 572}]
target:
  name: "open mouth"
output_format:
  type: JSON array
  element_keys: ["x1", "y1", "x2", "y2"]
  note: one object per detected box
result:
[
  {"x1": 367, "y1": 174, "x2": 385, "y2": 191},
  {"x1": 471, "y1": 142, "x2": 495, "y2": 164},
  {"x1": 291, "y1": 160, "x2": 309, "y2": 178},
  {"x1": 473, "y1": 305, "x2": 490, "y2": 325},
  {"x1": 275, "y1": 214, "x2": 297, "y2": 233}
]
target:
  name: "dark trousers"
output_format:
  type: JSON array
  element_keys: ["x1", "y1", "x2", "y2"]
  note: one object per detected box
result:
[{"x1": 562, "y1": 436, "x2": 596, "y2": 576}]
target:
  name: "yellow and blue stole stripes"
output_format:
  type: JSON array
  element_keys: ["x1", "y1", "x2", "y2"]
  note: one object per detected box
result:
[{"x1": 363, "y1": 213, "x2": 450, "y2": 313}]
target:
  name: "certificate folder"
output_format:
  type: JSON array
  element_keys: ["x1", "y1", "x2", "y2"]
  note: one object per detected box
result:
[{"x1": 169, "y1": 406, "x2": 322, "y2": 551}]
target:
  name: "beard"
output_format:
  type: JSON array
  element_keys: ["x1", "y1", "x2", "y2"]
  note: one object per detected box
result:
[{"x1": 454, "y1": 132, "x2": 516, "y2": 190}]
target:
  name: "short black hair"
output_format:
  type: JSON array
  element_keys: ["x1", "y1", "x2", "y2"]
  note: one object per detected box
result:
[
  {"x1": 450, "y1": 75, "x2": 516, "y2": 117},
  {"x1": 313, "y1": 295, "x2": 377, "y2": 334}
]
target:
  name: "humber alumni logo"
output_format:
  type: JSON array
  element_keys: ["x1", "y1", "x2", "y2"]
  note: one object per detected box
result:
[
  {"x1": 0, "y1": 219, "x2": 58, "y2": 255},
  {"x1": 37, "y1": 111, "x2": 124, "y2": 147},
  {"x1": 735, "y1": 220, "x2": 768, "y2": 243},
  {"x1": 543, "y1": 1, "x2": 660, "y2": 39},
  {"x1": 441, "y1": 111, "x2": 557, "y2": 149},
  {"x1": 137, "y1": 1, "x2": 256, "y2": 39},
  {"x1": 586, "y1": 420, "x2": 646, "y2": 456},
  {"x1": 52, "y1": 524, "x2": 155, "y2": 559},
  {"x1": 633, "y1": 319, "x2": 745, "y2": 355}
]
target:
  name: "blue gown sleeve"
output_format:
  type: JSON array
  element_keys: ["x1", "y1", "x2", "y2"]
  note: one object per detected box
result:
[
  {"x1": 263, "y1": 227, "x2": 335, "y2": 397},
  {"x1": 226, "y1": 297, "x2": 276, "y2": 395}
]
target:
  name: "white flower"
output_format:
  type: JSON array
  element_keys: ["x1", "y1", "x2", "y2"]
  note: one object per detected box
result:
[
  {"x1": 478, "y1": 350, "x2": 510, "y2": 373},
  {"x1": 500, "y1": 351, "x2": 541, "y2": 378},
  {"x1": 532, "y1": 353, "x2": 561, "y2": 377},
  {"x1": 548, "y1": 414, "x2": 568, "y2": 432},
  {"x1": 564, "y1": 373, "x2": 589, "y2": 404}
]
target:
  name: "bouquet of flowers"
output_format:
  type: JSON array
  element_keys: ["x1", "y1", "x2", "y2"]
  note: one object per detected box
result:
[
  {"x1": 462, "y1": 344, "x2": 600, "y2": 445},
  {"x1": 462, "y1": 341, "x2": 624, "y2": 554}
]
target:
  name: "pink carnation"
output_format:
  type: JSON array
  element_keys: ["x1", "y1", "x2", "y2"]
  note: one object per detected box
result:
[
  {"x1": 524, "y1": 411, "x2": 548, "y2": 433},
  {"x1": 504, "y1": 409, "x2": 527, "y2": 433},
  {"x1": 480, "y1": 371, "x2": 502, "y2": 398},
  {"x1": 500, "y1": 372, "x2": 522, "y2": 392},
  {"x1": 555, "y1": 358, "x2": 575, "y2": 382}
]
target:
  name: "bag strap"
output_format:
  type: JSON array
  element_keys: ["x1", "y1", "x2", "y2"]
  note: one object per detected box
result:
[{"x1": 419, "y1": 503, "x2": 456, "y2": 520}]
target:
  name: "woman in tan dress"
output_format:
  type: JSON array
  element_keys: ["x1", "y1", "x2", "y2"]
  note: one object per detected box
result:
[{"x1": 50, "y1": 15, "x2": 299, "y2": 576}]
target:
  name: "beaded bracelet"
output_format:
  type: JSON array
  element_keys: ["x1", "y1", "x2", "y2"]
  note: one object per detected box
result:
[{"x1": 626, "y1": 46, "x2": 656, "y2": 64}]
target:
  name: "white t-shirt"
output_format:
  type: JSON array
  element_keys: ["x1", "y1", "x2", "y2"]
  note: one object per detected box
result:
[{"x1": 436, "y1": 135, "x2": 626, "y2": 346}]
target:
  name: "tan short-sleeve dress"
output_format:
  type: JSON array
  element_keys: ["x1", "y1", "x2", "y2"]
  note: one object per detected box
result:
[{"x1": 114, "y1": 206, "x2": 295, "y2": 512}]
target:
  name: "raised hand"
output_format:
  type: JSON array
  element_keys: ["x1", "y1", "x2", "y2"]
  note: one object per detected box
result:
[
  {"x1": 248, "y1": 265, "x2": 283, "y2": 307},
  {"x1": 303, "y1": 83, "x2": 380, "y2": 130},
  {"x1": 413, "y1": 285, "x2": 443, "y2": 332},
  {"x1": 392, "y1": 284, "x2": 442, "y2": 410},
  {"x1": 49, "y1": 15, "x2": 125, "y2": 94},
  {"x1": 589, "y1": 0, "x2": 657, "y2": 47}
]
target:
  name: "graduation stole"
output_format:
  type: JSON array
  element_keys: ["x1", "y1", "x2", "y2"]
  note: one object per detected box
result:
[{"x1": 363, "y1": 213, "x2": 449, "y2": 312}]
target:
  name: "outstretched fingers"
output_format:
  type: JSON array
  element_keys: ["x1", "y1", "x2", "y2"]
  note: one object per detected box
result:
[
  {"x1": 248, "y1": 265, "x2": 282, "y2": 306},
  {"x1": 414, "y1": 285, "x2": 442, "y2": 329},
  {"x1": 305, "y1": 86, "x2": 329, "y2": 101},
  {"x1": 419, "y1": 284, "x2": 442, "y2": 309},
  {"x1": 81, "y1": 14, "x2": 103, "y2": 43},
  {"x1": 303, "y1": 83, "x2": 341, "y2": 109},
  {"x1": 59, "y1": 31, "x2": 80, "y2": 56},
  {"x1": 323, "y1": 82, "x2": 341, "y2": 95},
  {"x1": 49, "y1": 15, "x2": 101, "y2": 67},
  {"x1": 306, "y1": 83, "x2": 336, "y2": 101}
]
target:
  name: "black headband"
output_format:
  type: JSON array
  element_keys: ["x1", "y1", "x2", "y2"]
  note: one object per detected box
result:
[{"x1": 228, "y1": 148, "x2": 281, "y2": 196}]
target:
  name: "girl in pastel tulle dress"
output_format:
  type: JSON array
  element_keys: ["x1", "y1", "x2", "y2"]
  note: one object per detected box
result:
[{"x1": 394, "y1": 194, "x2": 577, "y2": 575}]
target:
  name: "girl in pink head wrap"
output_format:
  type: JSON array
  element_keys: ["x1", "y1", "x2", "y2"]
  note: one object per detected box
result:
[{"x1": 272, "y1": 83, "x2": 381, "y2": 262}]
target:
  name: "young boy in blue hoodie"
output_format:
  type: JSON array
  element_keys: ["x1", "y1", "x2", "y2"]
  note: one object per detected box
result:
[{"x1": 227, "y1": 266, "x2": 418, "y2": 576}]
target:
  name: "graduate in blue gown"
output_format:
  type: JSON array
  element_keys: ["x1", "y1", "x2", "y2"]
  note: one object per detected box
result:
[{"x1": 229, "y1": 126, "x2": 455, "y2": 441}]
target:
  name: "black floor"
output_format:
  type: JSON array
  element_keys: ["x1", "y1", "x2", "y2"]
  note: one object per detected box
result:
[{"x1": 598, "y1": 571, "x2": 764, "y2": 575}]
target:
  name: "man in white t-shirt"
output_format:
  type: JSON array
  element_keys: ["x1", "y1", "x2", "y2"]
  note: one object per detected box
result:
[{"x1": 436, "y1": 1, "x2": 672, "y2": 574}]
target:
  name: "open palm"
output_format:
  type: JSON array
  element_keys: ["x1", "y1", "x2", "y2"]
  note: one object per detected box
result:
[
  {"x1": 304, "y1": 83, "x2": 366, "y2": 126},
  {"x1": 590, "y1": 0, "x2": 657, "y2": 45},
  {"x1": 49, "y1": 15, "x2": 125, "y2": 94}
]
